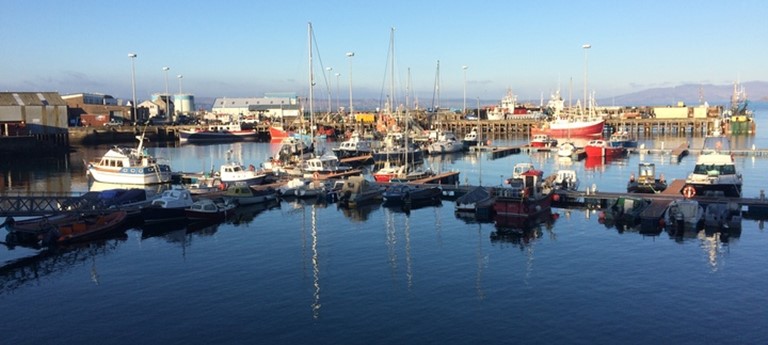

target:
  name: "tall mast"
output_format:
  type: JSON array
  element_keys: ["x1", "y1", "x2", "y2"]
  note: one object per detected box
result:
[{"x1": 308, "y1": 22, "x2": 315, "y2": 150}]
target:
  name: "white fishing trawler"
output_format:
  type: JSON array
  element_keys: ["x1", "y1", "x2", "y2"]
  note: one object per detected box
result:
[{"x1": 86, "y1": 133, "x2": 172, "y2": 185}]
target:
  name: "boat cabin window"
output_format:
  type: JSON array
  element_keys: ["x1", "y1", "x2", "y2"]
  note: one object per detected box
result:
[{"x1": 693, "y1": 164, "x2": 735, "y2": 175}]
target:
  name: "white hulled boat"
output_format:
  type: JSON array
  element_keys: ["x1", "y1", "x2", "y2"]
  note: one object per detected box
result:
[
  {"x1": 86, "y1": 133, "x2": 172, "y2": 185},
  {"x1": 178, "y1": 122, "x2": 258, "y2": 143},
  {"x1": 684, "y1": 125, "x2": 742, "y2": 197}
]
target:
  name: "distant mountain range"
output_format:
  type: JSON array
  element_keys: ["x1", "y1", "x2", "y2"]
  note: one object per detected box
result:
[
  {"x1": 193, "y1": 81, "x2": 768, "y2": 112},
  {"x1": 597, "y1": 81, "x2": 768, "y2": 106}
]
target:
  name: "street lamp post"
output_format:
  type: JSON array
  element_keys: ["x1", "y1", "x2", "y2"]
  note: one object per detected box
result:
[
  {"x1": 346, "y1": 52, "x2": 355, "y2": 118},
  {"x1": 326, "y1": 67, "x2": 333, "y2": 115},
  {"x1": 177, "y1": 74, "x2": 184, "y2": 115},
  {"x1": 582, "y1": 43, "x2": 591, "y2": 113},
  {"x1": 335, "y1": 72, "x2": 341, "y2": 113},
  {"x1": 462, "y1": 65, "x2": 468, "y2": 115},
  {"x1": 128, "y1": 53, "x2": 137, "y2": 123},
  {"x1": 162, "y1": 66, "x2": 170, "y2": 117}
]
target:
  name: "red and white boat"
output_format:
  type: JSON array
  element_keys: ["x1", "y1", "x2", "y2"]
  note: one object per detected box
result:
[
  {"x1": 178, "y1": 123, "x2": 258, "y2": 143},
  {"x1": 584, "y1": 139, "x2": 626, "y2": 157},
  {"x1": 268, "y1": 125, "x2": 292, "y2": 140},
  {"x1": 530, "y1": 90, "x2": 605, "y2": 138},
  {"x1": 530, "y1": 134, "x2": 558, "y2": 148},
  {"x1": 530, "y1": 117, "x2": 605, "y2": 138},
  {"x1": 492, "y1": 164, "x2": 552, "y2": 218}
]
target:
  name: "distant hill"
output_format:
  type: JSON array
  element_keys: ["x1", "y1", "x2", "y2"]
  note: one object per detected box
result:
[{"x1": 602, "y1": 81, "x2": 768, "y2": 106}]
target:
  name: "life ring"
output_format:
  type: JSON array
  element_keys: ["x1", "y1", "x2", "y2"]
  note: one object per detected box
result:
[{"x1": 682, "y1": 185, "x2": 696, "y2": 199}]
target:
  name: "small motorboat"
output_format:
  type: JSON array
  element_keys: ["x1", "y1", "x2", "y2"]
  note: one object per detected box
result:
[
  {"x1": 185, "y1": 198, "x2": 237, "y2": 221},
  {"x1": 627, "y1": 163, "x2": 667, "y2": 193},
  {"x1": 5, "y1": 210, "x2": 129, "y2": 247}
]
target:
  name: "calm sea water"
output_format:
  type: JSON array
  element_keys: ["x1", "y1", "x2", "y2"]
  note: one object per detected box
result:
[{"x1": 2, "y1": 103, "x2": 768, "y2": 344}]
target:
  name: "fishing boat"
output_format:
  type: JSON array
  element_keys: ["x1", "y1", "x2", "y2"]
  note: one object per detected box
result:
[
  {"x1": 486, "y1": 89, "x2": 518, "y2": 121},
  {"x1": 462, "y1": 127, "x2": 479, "y2": 148},
  {"x1": 300, "y1": 153, "x2": 357, "y2": 179},
  {"x1": 221, "y1": 185, "x2": 278, "y2": 205},
  {"x1": 140, "y1": 188, "x2": 195, "y2": 223},
  {"x1": 185, "y1": 198, "x2": 237, "y2": 221},
  {"x1": 337, "y1": 175, "x2": 384, "y2": 208},
  {"x1": 332, "y1": 132, "x2": 374, "y2": 159},
  {"x1": 585, "y1": 139, "x2": 625, "y2": 157},
  {"x1": 684, "y1": 128, "x2": 742, "y2": 197},
  {"x1": 546, "y1": 169, "x2": 579, "y2": 203},
  {"x1": 178, "y1": 122, "x2": 258, "y2": 143},
  {"x1": 372, "y1": 161, "x2": 433, "y2": 183},
  {"x1": 556, "y1": 141, "x2": 577, "y2": 157},
  {"x1": 268, "y1": 125, "x2": 292, "y2": 140},
  {"x1": 219, "y1": 162, "x2": 268, "y2": 187},
  {"x1": 86, "y1": 132, "x2": 172, "y2": 185},
  {"x1": 530, "y1": 134, "x2": 558, "y2": 148},
  {"x1": 427, "y1": 130, "x2": 463, "y2": 154},
  {"x1": 607, "y1": 130, "x2": 638, "y2": 148},
  {"x1": 627, "y1": 163, "x2": 667, "y2": 193},
  {"x1": 493, "y1": 165, "x2": 552, "y2": 218},
  {"x1": 530, "y1": 90, "x2": 605, "y2": 138},
  {"x1": 455, "y1": 186, "x2": 493, "y2": 218}
]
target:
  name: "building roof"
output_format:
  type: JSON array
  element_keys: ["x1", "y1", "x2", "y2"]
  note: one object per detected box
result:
[
  {"x1": 212, "y1": 96, "x2": 298, "y2": 109},
  {"x1": 0, "y1": 92, "x2": 67, "y2": 107}
]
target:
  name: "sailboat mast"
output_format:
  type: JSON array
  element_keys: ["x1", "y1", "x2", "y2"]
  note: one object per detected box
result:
[{"x1": 308, "y1": 22, "x2": 315, "y2": 149}]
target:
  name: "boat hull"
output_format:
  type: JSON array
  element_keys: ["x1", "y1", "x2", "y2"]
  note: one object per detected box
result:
[
  {"x1": 179, "y1": 130, "x2": 258, "y2": 143},
  {"x1": 585, "y1": 145, "x2": 625, "y2": 157},
  {"x1": 493, "y1": 192, "x2": 552, "y2": 218},
  {"x1": 88, "y1": 164, "x2": 172, "y2": 185},
  {"x1": 531, "y1": 119, "x2": 605, "y2": 138}
]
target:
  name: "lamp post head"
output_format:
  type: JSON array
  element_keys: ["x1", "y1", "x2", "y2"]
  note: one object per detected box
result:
[
  {"x1": 128, "y1": 53, "x2": 137, "y2": 58},
  {"x1": 346, "y1": 52, "x2": 355, "y2": 57},
  {"x1": 162, "y1": 66, "x2": 170, "y2": 71},
  {"x1": 335, "y1": 73, "x2": 340, "y2": 77},
  {"x1": 582, "y1": 44, "x2": 591, "y2": 49},
  {"x1": 462, "y1": 65, "x2": 468, "y2": 70},
  {"x1": 326, "y1": 67, "x2": 333, "y2": 72},
  {"x1": 177, "y1": 75, "x2": 183, "y2": 79}
]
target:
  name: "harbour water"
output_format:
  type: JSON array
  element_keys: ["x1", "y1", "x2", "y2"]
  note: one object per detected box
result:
[{"x1": 2, "y1": 103, "x2": 768, "y2": 344}]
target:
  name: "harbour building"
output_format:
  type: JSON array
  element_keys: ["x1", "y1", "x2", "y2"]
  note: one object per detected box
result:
[{"x1": 211, "y1": 93, "x2": 301, "y2": 123}]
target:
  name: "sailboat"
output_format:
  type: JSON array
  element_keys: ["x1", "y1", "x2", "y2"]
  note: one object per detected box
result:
[{"x1": 373, "y1": 28, "x2": 431, "y2": 183}]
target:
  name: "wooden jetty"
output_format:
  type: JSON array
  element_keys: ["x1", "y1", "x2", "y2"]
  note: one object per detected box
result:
[{"x1": 638, "y1": 179, "x2": 686, "y2": 229}]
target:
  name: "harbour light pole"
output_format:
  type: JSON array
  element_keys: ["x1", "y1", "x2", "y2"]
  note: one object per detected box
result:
[
  {"x1": 177, "y1": 74, "x2": 183, "y2": 115},
  {"x1": 162, "y1": 66, "x2": 170, "y2": 117},
  {"x1": 326, "y1": 67, "x2": 333, "y2": 115},
  {"x1": 582, "y1": 43, "x2": 591, "y2": 112},
  {"x1": 335, "y1": 72, "x2": 341, "y2": 113},
  {"x1": 462, "y1": 65, "x2": 468, "y2": 115},
  {"x1": 128, "y1": 53, "x2": 137, "y2": 123},
  {"x1": 346, "y1": 52, "x2": 355, "y2": 118}
]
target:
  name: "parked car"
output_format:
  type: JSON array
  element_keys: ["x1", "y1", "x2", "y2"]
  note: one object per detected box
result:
[{"x1": 104, "y1": 119, "x2": 124, "y2": 127}]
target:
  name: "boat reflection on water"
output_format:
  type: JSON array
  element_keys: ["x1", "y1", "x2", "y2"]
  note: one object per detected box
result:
[
  {"x1": 0, "y1": 235, "x2": 126, "y2": 294},
  {"x1": 490, "y1": 210, "x2": 558, "y2": 247},
  {"x1": 583, "y1": 155, "x2": 628, "y2": 171},
  {"x1": 89, "y1": 180, "x2": 170, "y2": 196},
  {"x1": 228, "y1": 199, "x2": 281, "y2": 227},
  {"x1": 337, "y1": 202, "x2": 382, "y2": 222}
]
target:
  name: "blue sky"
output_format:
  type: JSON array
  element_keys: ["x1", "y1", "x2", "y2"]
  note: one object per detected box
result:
[{"x1": 2, "y1": 0, "x2": 766, "y2": 106}]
